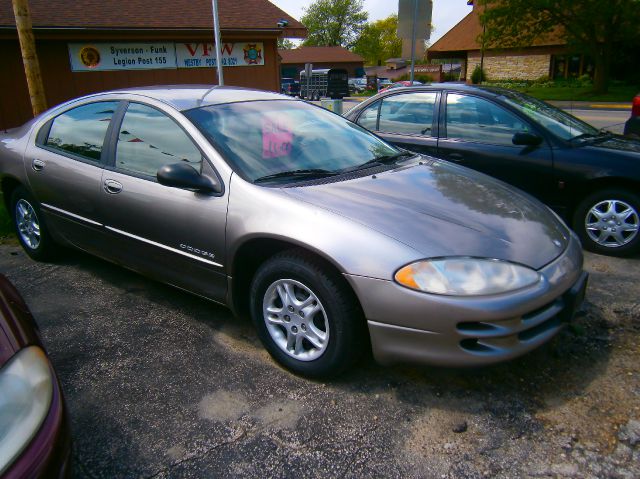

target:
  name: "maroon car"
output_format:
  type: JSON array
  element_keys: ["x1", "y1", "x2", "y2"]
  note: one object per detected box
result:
[{"x1": 0, "y1": 274, "x2": 70, "y2": 478}]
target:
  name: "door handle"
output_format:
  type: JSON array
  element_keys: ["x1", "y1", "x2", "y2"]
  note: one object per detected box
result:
[
  {"x1": 103, "y1": 179, "x2": 123, "y2": 194},
  {"x1": 447, "y1": 153, "x2": 464, "y2": 162},
  {"x1": 32, "y1": 159, "x2": 45, "y2": 171}
]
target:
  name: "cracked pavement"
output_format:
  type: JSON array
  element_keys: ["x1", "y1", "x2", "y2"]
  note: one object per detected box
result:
[{"x1": 0, "y1": 243, "x2": 638, "y2": 478}]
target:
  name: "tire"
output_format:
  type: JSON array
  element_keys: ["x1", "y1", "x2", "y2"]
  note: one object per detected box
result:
[
  {"x1": 250, "y1": 250, "x2": 365, "y2": 378},
  {"x1": 573, "y1": 188, "x2": 640, "y2": 257},
  {"x1": 10, "y1": 186, "x2": 58, "y2": 261}
]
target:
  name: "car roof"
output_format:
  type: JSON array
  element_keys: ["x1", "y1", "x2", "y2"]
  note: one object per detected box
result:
[
  {"x1": 86, "y1": 85, "x2": 289, "y2": 111},
  {"x1": 377, "y1": 83, "x2": 515, "y2": 97}
]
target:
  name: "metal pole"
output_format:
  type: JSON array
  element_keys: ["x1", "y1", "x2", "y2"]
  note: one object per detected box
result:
[
  {"x1": 211, "y1": 0, "x2": 224, "y2": 85},
  {"x1": 12, "y1": 0, "x2": 47, "y2": 116},
  {"x1": 409, "y1": 0, "x2": 418, "y2": 83}
]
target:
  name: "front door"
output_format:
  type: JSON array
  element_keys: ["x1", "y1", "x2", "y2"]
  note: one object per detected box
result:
[
  {"x1": 437, "y1": 92, "x2": 555, "y2": 204},
  {"x1": 98, "y1": 101, "x2": 229, "y2": 302}
]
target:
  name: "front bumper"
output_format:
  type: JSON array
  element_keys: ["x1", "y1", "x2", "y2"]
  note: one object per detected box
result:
[{"x1": 347, "y1": 236, "x2": 587, "y2": 367}]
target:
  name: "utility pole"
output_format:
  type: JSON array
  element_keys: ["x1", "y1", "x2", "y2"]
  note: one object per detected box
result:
[{"x1": 12, "y1": 0, "x2": 47, "y2": 116}]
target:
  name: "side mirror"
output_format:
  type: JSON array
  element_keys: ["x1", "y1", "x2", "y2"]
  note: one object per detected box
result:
[
  {"x1": 157, "y1": 162, "x2": 222, "y2": 194},
  {"x1": 512, "y1": 132, "x2": 543, "y2": 146}
]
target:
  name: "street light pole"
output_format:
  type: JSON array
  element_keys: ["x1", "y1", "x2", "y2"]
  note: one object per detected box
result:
[
  {"x1": 409, "y1": 0, "x2": 418, "y2": 83},
  {"x1": 211, "y1": 0, "x2": 224, "y2": 85}
]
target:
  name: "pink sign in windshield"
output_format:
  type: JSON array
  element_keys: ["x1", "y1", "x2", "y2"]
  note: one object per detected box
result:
[{"x1": 262, "y1": 116, "x2": 293, "y2": 159}]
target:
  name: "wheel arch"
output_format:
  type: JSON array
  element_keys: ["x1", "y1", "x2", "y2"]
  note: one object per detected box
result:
[
  {"x1": 1, "y1": 176, "x2": 24, "y2": 211},
  {"x1": 228, "y1": 236, "x2": 362, "y2": 320},
  {"x1": 570, "y1": 177, "x2": 640, "y2": 215}
]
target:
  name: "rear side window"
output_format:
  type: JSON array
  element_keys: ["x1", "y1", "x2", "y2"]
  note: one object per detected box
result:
[
  {"x1": 378, "y1": 92, "x2": 437, "y2": 136},
  {"x1": 44, "y1": 102, "x2": 119, "y2": 162},
  {"x1": 115, "y1": 103, "x2": 202, "y2": 178},
  {"x1": 356, "y1": 101, "x2": 380, "y2": 130}
]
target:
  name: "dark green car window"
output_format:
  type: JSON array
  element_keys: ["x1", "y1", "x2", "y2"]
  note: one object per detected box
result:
[{"x1": 446, "y1": 94, "x2": 530, "y2": 146}]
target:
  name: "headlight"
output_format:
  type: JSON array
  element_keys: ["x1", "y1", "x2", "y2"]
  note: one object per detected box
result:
[
  {"x1": 395, "y1": 258, "x2": 540, "y2": 295},
  {"x1": 0, "y1": 346, "x2": 53, "y2": 474}
]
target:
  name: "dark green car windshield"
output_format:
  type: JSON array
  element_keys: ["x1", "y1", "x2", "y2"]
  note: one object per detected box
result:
[
  {"x1": 499, "y1": 91, "x2": 600, "y2": 141},
  {"x1": 184, "y1": 100, "x2": 400, "y2": 182}
]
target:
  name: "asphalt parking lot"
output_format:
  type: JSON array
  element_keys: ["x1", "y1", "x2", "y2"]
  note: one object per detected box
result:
[{"x1": 1, "y1": 241, "x2": 638, "y2": 478}]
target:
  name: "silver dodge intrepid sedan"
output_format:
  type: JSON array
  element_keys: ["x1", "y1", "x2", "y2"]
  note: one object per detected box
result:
[{"x1": 0, "y1": 86, "x2": 588, "y2": 378}]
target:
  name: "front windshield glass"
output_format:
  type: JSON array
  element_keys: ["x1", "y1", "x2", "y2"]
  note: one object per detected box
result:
[
  {"x1": 499, "y1": 91, "x2": 599, "y2": 141},
  {"x1": 184, "y1": 100, "x2": 400, "y2": 182}
]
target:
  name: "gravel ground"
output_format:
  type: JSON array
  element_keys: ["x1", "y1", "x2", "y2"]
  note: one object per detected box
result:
[{"x1": 1, "y1": 242, "x2": 638, "y2": 478}]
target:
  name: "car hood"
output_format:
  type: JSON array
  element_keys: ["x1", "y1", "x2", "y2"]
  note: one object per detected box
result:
[
  {"x1": 581, "y1": 135, "x2": 640, "y2": 155},
  {"x1": 284, "y1": 159, "x2": 570, "y2": 270}
]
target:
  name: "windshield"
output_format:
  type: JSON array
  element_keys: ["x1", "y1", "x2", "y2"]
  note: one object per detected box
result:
[
  {"x1": 499, "y1": 91, "x2": 600, "y2": 141},
  {"x1": 184, "y1": 100, "x2": 400, "y2": 183}
]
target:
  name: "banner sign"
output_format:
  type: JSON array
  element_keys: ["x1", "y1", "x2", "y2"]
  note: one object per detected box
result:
[
  {"x1": 69, "y1": 42, "x2": 265, "y2": 72},
  {"x1": 414, "y1": 64, "x2": 442, "y2": 74},
  {"x1": 69, "y1": 43, "x2": 176, "y2": 71},
  {"x1": 176, "y1": 43, "x2": 264, "y2": 68}
]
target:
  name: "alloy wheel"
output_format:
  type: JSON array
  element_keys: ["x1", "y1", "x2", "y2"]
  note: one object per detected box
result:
[
  {"x1": 585, "y1": 199, "x2": 639, "y2": 248},
  {"x1": 15, "y1": 199, "x2": 41, "y2": 250},
  {"x1": 262, "y1": 278, "x2": 329, "y2": 361}
]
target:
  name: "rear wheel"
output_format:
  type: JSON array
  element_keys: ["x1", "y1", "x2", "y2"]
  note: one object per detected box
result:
[
  {"x1": 573, "y1": 188, "x2": 640, "y2": 256},
  {"x1": 250, "y1": 250, "x2": 365, "y2": 378},
  {"x1": 10, "y1": 186, "x2": 58, "y2": 261}
]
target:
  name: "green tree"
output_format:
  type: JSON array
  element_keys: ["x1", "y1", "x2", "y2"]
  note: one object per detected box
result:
[
  {"x1": 278, "y1": 38, "x2": 296, "y2": 50},
  {"x1": 353, "y1": 15, "x2": 403, "y2": 66},
  {"x1": 478, "y1": 0, "x2": 640, "y2": 93},
  {"x1": 301, "y1": 0, "x2": 368, "y2": 48}
]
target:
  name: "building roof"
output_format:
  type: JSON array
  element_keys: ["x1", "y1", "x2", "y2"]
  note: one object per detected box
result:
[
  {"x1": 428, "y1": 5, "x2": 563, "y2": 54},
  {"x1": 279, "y1": 46, "x2": 364, "y2": 64},
  {"x1": 0, "y1": 0, "x2": 306, "y2": 37}
]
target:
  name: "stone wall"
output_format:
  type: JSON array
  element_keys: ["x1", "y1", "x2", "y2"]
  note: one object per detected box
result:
[{"x1": 466, "y1": 53, "x2": 551, "y2": 81}]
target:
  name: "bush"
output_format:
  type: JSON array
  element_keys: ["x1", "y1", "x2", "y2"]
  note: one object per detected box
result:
[
  {"x1": 396, "y1": 73, "x2": 434, "y2": 83},
  {"x1": 471, "y1": 65, "x2": 487, "y2": 84}
]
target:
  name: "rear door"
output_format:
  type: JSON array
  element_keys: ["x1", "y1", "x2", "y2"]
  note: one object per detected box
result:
[
  {"x1": 98, "y1": 101, "x2": 229, "y2": 302},
  {"x1": 354, "y1": 91, "x2": 440, "y2": 157},
  {"x1": 25, "y1": 100, "x2": 120, "y2": 251},
  {"x1": 437, "y1": 92, "x2": 555, "y2": 202}
]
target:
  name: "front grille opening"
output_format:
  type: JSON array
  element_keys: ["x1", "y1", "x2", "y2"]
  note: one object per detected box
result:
[
  {"x1": 518, "y1": 316, "x2": 561, "y2": 341},
  {"x1": 457, "y1": 321, "x2": 498, "y2": 333},
  {"x1": 522, "y1": 299, "x2": 562, "y2": 321},
  {"x1": 460, "y1": 338, "x2": 495, "y2": 353}
]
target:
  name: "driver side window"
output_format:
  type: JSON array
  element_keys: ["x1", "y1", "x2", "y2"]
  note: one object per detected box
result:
[
  {"x1": 445, "y1": 94, "x2": 530, "y2": 146},
  {"x1": 116, "y1": 103, "x2": 202, "y2": 178}
]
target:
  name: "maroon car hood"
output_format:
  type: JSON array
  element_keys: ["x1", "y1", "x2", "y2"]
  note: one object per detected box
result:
[{"x1": 285, "y1": 160, "x2": 570, "y2": 270}]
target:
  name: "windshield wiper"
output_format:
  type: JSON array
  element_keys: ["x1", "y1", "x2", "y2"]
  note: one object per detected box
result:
[
  {"x1": 340, "y1": 151, "x2": 416, "y2": 173},
  {"x1": 570, "y1": 131, "x2": 613, "y2": 143},
  {"x1": 253, "y1": 168, "x2": 337, "y2": 184}
]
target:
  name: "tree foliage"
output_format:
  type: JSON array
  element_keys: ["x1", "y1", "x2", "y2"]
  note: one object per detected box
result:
[
  {"x1": 353, "y1": 15, "x2": 403, "y2": 66},
  {"x1": 478, "y1": 0, "x2": 640, "y2": 93},
  {"x1": 278, "y1": 38, "x2": 296, "y2": 50},
  {"x1": 301, "y1": 0, "x2": 368, "y2": 48}
]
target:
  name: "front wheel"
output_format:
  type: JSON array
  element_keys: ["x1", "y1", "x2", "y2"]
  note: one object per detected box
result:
[
  {"x1": 250, "y1": 250, "x2": 365, "y2": 378},
  {"x1": 573, "y1": 189, "x2": 640, "y2": 256},
  {"x1": 11, "y1": 186, "x2": 58, "y2": 261}
]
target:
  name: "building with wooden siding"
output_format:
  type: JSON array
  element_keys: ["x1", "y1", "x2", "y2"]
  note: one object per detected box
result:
[
  {"x1": 427, "y1": 0, "x2": 592, "y2": 82},
  {"x1": 279, "y1": 46, "x2": 365, "y2": 79},
  {"x1": 0, "y1": 0, "x2": 306, "y2": 129}
]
